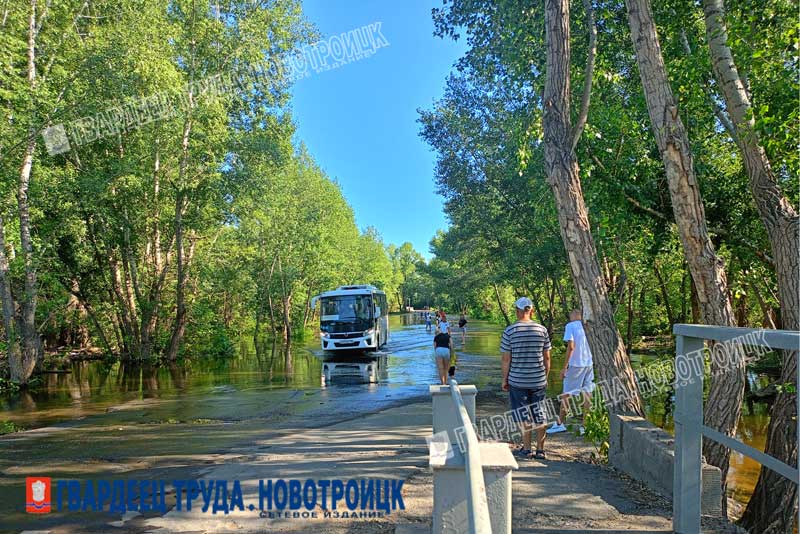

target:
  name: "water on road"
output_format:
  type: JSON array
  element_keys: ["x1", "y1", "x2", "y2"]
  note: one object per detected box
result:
[{"x1": 0, "y1": 314, "x2": 770, "y2": 530}]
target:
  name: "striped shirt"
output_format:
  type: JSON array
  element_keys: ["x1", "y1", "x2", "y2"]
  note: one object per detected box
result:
[{"x1": 501, "y1": 321, "x2": 551, "y2": 389}]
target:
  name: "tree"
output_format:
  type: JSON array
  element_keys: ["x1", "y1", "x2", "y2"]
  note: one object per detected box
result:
[
  {"x1": 625, "y1": 0, "x2": 742, "y2": 507},
  {"x1": 701, "y1": 0, "x2": 799, "y2": 529},
  {"x1": 541, "y1": 0, "x2": 643, "y2": 415}
]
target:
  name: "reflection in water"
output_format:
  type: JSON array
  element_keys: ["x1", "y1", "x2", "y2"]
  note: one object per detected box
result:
[{"x1": 321, "y1": 355, "x2": 388, "y2": 385}]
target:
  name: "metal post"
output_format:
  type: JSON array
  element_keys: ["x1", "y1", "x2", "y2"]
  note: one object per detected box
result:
[{"x1": 673, "y1": 334, "x2": 704, "y2": 534}]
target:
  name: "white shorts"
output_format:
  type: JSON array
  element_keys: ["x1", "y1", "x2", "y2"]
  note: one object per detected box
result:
[
  {"x1": 435, "y1": 347, "x2": 451, "y2": 360},
  {"x1": 562, "y1": 366, "x2": 595, "y2": 395}
]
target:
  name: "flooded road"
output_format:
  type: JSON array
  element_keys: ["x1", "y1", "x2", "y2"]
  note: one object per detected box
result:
[{"x1": 0, "y1": 314, "x2": 770, "y2": 529}]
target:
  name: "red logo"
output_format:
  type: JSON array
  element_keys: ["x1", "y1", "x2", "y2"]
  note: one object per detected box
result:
[{"x1": 26, "y1": 477, "x2": 51, "y2": 513}]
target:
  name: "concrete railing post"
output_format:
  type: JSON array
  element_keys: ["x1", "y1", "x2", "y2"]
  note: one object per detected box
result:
[
  {"x1": 429, "y1": 384, "x2": 517, "y2": 534},
  {"x1": 673, "y1": 334, "x2": 704, "y2": 534}
]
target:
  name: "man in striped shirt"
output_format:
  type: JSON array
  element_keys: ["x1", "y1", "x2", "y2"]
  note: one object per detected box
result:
[{"x1": 501, "y1": 297, "x2": 552, "y2": 460}]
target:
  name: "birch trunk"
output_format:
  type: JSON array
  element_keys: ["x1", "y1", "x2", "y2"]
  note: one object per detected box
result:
[
  {"x1": 543, "y1": 0, "x2": 643, "y2": 416},
  {"x1": 4, "y1": 0, "x2": 44, "y2": 382},
  {"x1": 625, "y1": 0, "x2": 741, "y2": 509}
]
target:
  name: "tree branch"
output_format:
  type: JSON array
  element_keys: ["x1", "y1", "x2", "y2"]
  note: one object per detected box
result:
[
  {"x1": 678, "y1": 26, "x2": 738, "y2": 142},
  {"x1": 570, "y1": 0, "x2": 597, "y2": 152}
]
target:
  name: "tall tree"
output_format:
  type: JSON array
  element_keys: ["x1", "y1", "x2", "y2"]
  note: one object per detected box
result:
[
  {"x1": 624, "y1": 0, "x2": 742, "y2": 509},
  {"x1": 542, "y1": 0, "x2": 643, "y2": 415},
  {"x1": 702, "y1": 0, "x2": 799, "y2": 530}
]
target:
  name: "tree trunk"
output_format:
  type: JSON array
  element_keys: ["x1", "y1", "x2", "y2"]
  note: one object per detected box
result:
[
  {"x1": 276, "y1": 254, "x2": 292, "y2": 341},
  {"x1": 735, "y1": 291, "x2": 747, "y2": 328},
  {"x1": 492, "y1": 282, "x2": 511, "y2": 326},
  {"x1": 543, "y1": 0, "x2": 643, "y2": 416},
  {"x1": 750, "y1": 281, "x2": 777, "y2": 330},
  {"x1": 4, "y1": 0, "x2": 44, "y2": 382},
  {"x1": 530, "y1": 287, "x2": 550, "y2": 335},
  {"x1": 63, "y1": 280, "x2": 90, "y2": 347},
  {"x1": 702, "y1": 0, "x2": 800, "y2": 529},
  {"x1": 625, "y1": 0, "x2": 742, "y2": 507},
  {"x1": 282, "y1": 294, "x2": 292, "y2": 341},
  {"x1": 680, "y1": 264, "x2": 688, "y2": 323},
  {"x1": 0, "y1": 215, "x2": 24, "y2": 382},
  {"x1": 166, "y1": 205, "x2": 191, "y2": 361},
  {"x1": 690, "y1": 278, "x2": 701, "y2": 324},
  {"x1": 554, "y1": 277, "x2": 570, "y2": 320},
  {"x1": 653, "y1": 261, "x2": 675, "y2": 327},
  {"x1": 18, "y1": 134, "x2": 42, "y2": 376},
  {"x1": 626, "y1": 282, "x2": 634, "y2": 354},
  {"x1": 544, "y1": 277, "x2": 556, "y2": 329}
]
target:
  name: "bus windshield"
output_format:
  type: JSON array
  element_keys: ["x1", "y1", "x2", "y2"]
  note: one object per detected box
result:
[{"x1": 320, "y1": 295, "x2": 373, "y2": 333}]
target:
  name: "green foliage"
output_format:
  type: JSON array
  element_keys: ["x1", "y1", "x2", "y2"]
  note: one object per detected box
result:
[
  {"x1": 417, "y1": 0, "x2": 793, "y2": 338},
  {"x1": 0, "y1": 420, "x2": 23, "y2": 435},
  {"x1": 582, "y1": 403, "x2": 611, "y2": 461},
  {"x1": 0, "y1": 378, "x2": 20, "y2": 395}
]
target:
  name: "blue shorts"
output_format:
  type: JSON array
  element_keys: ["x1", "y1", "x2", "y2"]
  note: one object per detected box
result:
[
  {"x1": 509, "y1": 386, "x2": 547, "y2": 425},
  {"x1": 434, "y1": 347, "x2": 450, "y2": 360}
]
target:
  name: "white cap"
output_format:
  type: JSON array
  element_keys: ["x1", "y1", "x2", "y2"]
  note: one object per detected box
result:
[{"x1": 515, "y1": 297, "x2": 533, "y2": 310}]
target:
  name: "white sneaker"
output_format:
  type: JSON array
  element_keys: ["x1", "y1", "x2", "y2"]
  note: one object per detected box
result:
[
  {"x1": 546, "y1": 423, "x2": 567, "y2": 434},
  {"x1": 579, "y1": 426, "x2": 586, "y2": 436}
]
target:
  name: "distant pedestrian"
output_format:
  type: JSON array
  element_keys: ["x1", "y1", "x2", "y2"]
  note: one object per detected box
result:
[
  {"x1": 458, "y1": 313, "x2": 468, "y2": 343},
  {"x1": 438, "y1": 314, "x2": 451, "y2": 335},
  {"x1": 547, "y1": 309, "x2": 595, "y2": 435},
  {"x1": 433, "y1": 330, "x2": 452, "y2": 385},
  {"x1": 501, "y1": 297, "x2": 552, "y2": 460},
  {"x1": 425, "y1": 312, "x2": 432, "y2": 332}
]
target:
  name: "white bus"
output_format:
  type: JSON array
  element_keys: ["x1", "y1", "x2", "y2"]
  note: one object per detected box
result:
[{"x1": 311, "y1": 285, "x2": 389, "y2": 352}]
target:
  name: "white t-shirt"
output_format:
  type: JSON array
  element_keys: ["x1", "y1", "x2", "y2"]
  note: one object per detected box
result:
[
  {"x1": 563, "y1": 320, "x2": 592, "y2": 367},
  {"x1": 439, "y1": 321, "x2": 450, "y2": 332}
]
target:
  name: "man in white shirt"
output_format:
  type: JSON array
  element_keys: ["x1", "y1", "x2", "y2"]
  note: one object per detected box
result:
[{"x1": 547, "y1": 309, "x2": 595, "y2": 435}]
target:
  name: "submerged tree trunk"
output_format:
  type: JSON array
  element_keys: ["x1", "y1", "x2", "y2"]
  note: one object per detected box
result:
[
  {"x1": 625, "y1": 0, "x2": 741, "y2": 512},
  {"x1": 167, "y1": 191, "x2": 187, "y2": 361},
  {"x1": 702, "y1": 0, "x2": 800, "y2": 530},
  {"x1": 3, "y1": 0, "x2": 43, "y2": 383},
  {"x1": 0, "y1": 216, "x2": 23, "y2": 381},
  {"x1": 542, "y1": 0, "x2": 643, "y2": 416}
]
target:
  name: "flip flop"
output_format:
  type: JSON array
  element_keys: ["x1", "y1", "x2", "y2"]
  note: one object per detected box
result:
[{"x1": 532, "y1": 450, "x2": 546, "y2": 460}]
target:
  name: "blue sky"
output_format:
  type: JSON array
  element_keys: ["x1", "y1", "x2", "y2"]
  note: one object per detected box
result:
[{"x1": 290, "y1": 0, "x2": 467, "y2": 257}]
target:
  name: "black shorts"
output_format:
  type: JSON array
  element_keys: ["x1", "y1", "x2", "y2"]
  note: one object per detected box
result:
[{"x1": 509, "y1": 386, "x2": 547, "y2": 426}]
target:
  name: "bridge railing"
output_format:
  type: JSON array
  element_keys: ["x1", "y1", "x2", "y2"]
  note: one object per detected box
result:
[
  {"x1": 672, "y1": 324, "x2": 800, "y2": 534},
  {"x1": 448, "y1": 377, "x2": 493, "y2": 534}
]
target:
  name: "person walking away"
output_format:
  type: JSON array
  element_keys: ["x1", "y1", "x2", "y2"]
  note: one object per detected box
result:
[
  {"x1": 501, "y1": 297, "x2": 551, "y2": 460},
  {"x1": 458, "y1": 313, "x2": 468, "y2": 344},
  {"x1": 433, "y1": 330, "x2": 452, "y2": 385},
  {"x1": 425, "y1": 312, "x2": 432, "y2": 332},
  {"x1": 547, "y1": 309, "x2": 595, "y2": 435}
]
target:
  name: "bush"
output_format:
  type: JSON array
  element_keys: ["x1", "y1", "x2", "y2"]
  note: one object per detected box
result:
[
  {"x1": 0, "y1": 420, "x2": 22, "y2": 435},
  {"x1": 582, "y1": 404, "x2": 610, "y2": 461}
]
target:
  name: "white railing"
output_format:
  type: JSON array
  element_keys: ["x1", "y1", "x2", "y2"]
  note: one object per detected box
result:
[
  {"x1": 448, "y1": 378, "x2": 493, "y2": 534},
  {"x1": 673, "y1": 324, "x2": 800, "y2": 534}
]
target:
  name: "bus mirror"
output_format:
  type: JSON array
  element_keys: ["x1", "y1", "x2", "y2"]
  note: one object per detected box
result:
[{"x1": 310, "y1": 296, "x2": 319, "y2": 309}]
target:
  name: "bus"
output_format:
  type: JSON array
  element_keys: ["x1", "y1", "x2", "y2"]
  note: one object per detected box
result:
[{"x1": 311, "y1": 285, "x2": 389, "y2": 352}]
